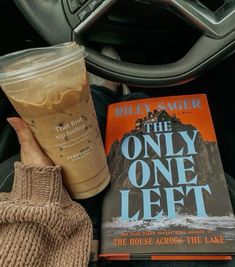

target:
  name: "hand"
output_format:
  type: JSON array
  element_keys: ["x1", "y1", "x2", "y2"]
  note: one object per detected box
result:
[{"x1": 7, "y1": 117, "x2": 53, "y2": 166}]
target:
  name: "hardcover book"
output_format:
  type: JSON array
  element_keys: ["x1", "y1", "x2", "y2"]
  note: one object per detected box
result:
[{"x1": 100, "y1": 94, "x2": 235, "y2": 261}]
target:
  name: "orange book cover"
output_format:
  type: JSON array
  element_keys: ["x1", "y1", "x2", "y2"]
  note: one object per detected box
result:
[{"x1": 100, "y1": 94, "x2": 235, "y2": 261}]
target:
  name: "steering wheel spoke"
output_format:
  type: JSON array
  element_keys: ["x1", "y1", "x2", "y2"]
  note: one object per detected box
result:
[
  {"x1": 73, "y1": 0, "x2": 117, "y2": 35},
  {"x1": 152, "y1": 0, "x2": 235, "y2": 38}
]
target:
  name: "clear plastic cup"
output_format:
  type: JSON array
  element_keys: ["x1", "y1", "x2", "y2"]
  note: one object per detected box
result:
[{"x1": 0, "y1": 42, "x2": 110, "y2": 199}]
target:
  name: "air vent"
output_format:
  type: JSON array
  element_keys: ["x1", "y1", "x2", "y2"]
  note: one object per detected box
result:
[{"x1": 199, "y1": 0, "x2": 225, "y2": 12}]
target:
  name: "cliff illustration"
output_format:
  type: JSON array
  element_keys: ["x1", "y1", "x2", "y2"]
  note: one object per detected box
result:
[{"x1": 103, "y1": 110, "x2": 233, "y2": 221}]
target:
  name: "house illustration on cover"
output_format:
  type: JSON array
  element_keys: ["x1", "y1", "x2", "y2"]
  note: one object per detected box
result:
[{"x1": 135, "y1": 110, "x2": 180, "y2": 131}]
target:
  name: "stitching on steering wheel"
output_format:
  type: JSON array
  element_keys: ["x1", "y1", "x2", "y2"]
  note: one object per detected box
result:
[{"x1": 0, "y1": 170, "x2": 14, "y2": 191}]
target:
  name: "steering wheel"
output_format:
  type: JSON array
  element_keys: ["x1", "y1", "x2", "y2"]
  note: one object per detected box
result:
[{"x1": 13, "y1": 0, "x2": 235, "y2": 87}]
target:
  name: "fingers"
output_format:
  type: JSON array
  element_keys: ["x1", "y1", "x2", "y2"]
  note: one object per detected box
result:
[{"x1": 7, "y1": 117, "x2": 53, "y2": 166}]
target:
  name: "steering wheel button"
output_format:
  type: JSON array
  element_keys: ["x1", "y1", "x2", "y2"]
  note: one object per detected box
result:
[
  {"x1": 78, "y1": 7, "x2": 91, "y2": 21},
  {"x1": 89, "y1": 0, "x2": 102, "y2": 11},
  {"x1": 67, "y1": 0, "x2": 80, "y2": 13}
]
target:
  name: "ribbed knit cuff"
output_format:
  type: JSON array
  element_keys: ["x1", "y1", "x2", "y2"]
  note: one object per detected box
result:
[{"x1": 10, "y1": 162, "x2": 71, "y2": 205}]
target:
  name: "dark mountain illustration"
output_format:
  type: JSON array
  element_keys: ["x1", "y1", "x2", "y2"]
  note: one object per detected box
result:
[{"x1": 104, "y1": 110, "x2": 233, "y2": 221}]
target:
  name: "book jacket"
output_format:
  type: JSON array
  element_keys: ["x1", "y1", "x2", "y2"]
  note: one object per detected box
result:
[{"x1": 100, "y1": 94, "x2": 235, "y2": 260}]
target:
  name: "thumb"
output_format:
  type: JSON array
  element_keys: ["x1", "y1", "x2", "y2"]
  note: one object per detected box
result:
[
  {"x1": 7, "y1": 117, "x2": 53, "y2": 166},
  {"x1": 7, "y1": 117, "x2": 37, "y2": 148}
]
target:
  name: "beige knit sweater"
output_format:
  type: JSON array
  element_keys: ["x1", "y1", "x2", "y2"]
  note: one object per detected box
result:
[{"x1": 0, "y1": 162, "x2": 92, "y2": 267}]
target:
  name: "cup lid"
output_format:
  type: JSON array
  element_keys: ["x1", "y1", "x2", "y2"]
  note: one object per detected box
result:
[{"x1": 0, "y1": 42, "x2": 86, "y2": 85}]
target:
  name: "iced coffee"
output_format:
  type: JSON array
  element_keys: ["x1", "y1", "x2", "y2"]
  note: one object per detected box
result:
[{"x1": 0, "y1": 43, "x2": 110, "y2": 199}]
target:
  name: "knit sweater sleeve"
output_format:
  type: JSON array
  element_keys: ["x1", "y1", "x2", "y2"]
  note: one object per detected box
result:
[{"x1": 0, "y1": 162, "x2": 92, "y2": 267}]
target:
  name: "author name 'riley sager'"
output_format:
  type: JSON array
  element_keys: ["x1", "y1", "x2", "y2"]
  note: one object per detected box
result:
[{"x1": 115, "y1": 97, "x2": 201, "y2": 117}]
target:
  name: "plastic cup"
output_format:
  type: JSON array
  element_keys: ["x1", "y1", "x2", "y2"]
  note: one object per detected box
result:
[{"x1": 0, "y1": 42, "x2": 110, "y2": 199}]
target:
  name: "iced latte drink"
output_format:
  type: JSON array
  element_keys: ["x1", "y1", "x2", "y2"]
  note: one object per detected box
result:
[{"x1": 0, "y1": 42, "x2": 110, "y2": 199}]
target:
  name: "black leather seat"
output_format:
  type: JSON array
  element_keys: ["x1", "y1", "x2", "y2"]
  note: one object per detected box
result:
[{"x1": 0, "y1": 154, "x2": 19, "y2": 192}]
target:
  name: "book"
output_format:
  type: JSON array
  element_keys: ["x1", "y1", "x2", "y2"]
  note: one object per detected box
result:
[{"x1": 100, "y1": 94, "x2": 235, "y2": 261}]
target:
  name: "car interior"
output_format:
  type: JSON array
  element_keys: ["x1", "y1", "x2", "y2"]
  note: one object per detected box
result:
[{"x1": 0, "y1": 0, "x2": 235, "y2": 266}]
